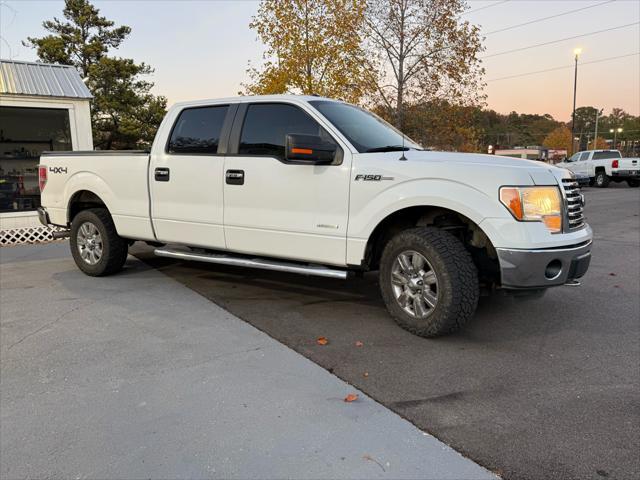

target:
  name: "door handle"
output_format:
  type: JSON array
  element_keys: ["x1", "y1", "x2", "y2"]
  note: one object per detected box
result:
[
  {"x1": 155, "y1": 167, "x2": 170, "y2": 182},
  {"x1": 226, "y1": 169, "x2": 244, "y2": 185}
]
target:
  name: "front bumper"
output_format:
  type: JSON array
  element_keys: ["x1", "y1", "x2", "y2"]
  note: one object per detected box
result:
[{"x1": 497, "y1": 240, "x2": 592, "y2": 289}]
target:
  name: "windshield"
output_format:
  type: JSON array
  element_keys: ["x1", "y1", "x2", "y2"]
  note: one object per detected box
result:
[{"x1": 309, "y1": 101, "x2": 421, "y2": 153}]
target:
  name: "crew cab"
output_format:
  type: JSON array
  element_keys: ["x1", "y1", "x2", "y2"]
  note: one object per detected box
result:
[
  {"x1": 558, "y1": 149, "x2": 639, "y2": 188},
  {"x1": 38, "y1": 95, "x2": 593, "y2": 337}
]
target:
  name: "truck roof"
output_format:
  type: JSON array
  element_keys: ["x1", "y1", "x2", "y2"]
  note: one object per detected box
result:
[
  {"x1": 171, "y1": 94, "x2": 337, "y2": 109},
  {"x1": 578, "y1": 149, "x2": 620, "y2": 153}
]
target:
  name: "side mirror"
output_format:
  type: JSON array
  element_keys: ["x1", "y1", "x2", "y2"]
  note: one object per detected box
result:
[{"x1": 285, "y1": 134, "x2": 337, "y2": 164}]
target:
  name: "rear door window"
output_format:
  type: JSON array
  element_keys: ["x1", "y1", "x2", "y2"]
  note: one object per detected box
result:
[{"x1": 168, "y1": 105, "x2": 229, "y2": 154}]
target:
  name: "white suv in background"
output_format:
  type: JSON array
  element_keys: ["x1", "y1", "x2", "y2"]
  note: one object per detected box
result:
[{"x1": 559, "y1": 150, "x2": 639, "y2": 188}]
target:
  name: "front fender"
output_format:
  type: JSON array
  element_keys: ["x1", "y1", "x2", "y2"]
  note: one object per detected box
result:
[
  {"x1": 348, "y1": 178, "x2": 508, "y2": 239},
  {"x1": 345, "y1": 179, "x2": 510, "y2": 264}
]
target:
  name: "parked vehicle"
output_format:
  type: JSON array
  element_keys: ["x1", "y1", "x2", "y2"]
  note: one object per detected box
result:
[
  {"x1": 557, "y1": 150, "x2": 639, "y2": 188},
  {"x1": 38, "y1": 95, "x2": 593, "y2": 337}
]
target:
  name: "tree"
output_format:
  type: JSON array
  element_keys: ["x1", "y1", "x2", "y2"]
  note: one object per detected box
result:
[
  {"x1": 543, "y1": 126, "x2": 572, "y2": 153},
  {"x1": 24, "y1": 0, "x2": 166, "y2": 149},
  {"x1": 374, "y1": 99, "x2": 481, "y2": 151},
  {"x1": 365, "y1": 0, "x2": 485, "y2": 128},
  {"x1": 24, "y1": 0, "x2": 130, "y2": 79},
  {"x1": 88, "y1": 58, "x2": 167, "y2": 149},
  {"x1": 242, "y1": 0, "x2": 373, "y2": 104},
  {"x1": 589, "y1": 137, "x2": 608, "y2": 149}
]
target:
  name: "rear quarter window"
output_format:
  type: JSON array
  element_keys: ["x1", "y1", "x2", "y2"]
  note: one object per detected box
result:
[{"x1": 167, "y1": 105, "x2": 229, "y2": 154}]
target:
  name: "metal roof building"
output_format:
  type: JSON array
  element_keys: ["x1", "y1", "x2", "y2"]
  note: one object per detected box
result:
[
  {"x1": 1, "y1": 59, "x2": 93, "y2": 239},
  {"x1": 0, "y1": 59, "x2": 92, "y2": 99}
]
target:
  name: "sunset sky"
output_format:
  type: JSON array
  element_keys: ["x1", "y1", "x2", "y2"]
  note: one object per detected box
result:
[{"x1": 1, "y1": 0, "x2": 638, "y2": 121}]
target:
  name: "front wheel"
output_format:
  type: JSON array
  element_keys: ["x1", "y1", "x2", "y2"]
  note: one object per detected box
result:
[
  {"x1": 627, "y1": 179, "x2": 639, "y2": 188},
  {"x1": 70, "y1": 208, "x2": 128, "y2": 276},
  {"x1": 595, "y1": 171, "x2": 610, "y2": 188},
  {"x1": 379, "y1": 227, "x2": 479, "y2": 338}
]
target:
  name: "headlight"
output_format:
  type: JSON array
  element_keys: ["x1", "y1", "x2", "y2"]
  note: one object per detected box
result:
[{"x1": 499, "y1": 186, "x2": 562, "y2": 233}]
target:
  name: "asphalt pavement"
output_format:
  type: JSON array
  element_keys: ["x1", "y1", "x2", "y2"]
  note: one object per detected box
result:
[
  {"x1": 132, "y1": 183, "x2": 640, "y2": 480},
  {"x1": 0, "y1": 244, "x2": 495, "y2": 479}
]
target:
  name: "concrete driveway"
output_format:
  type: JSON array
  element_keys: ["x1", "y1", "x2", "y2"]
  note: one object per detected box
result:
[
  {"x1": 133, "y1": 184, "x2": 640, "y2": 480},
  {"x1": 0, "y1": 244, "x2": 494, "y2": 479}
]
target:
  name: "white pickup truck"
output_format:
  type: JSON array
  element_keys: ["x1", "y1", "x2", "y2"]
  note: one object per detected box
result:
[
  {"x1": 38, "y1": 95, "x2": 592, "y2": 337},
  {"x1": 558, "y1": 149, "x2": 640, "y2": 188}
]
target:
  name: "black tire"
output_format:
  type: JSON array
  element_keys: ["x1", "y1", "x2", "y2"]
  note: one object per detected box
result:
[
  {"x1": 627, "y1": 179, "x2": 640, "y2": 188},
  {"x1": 379, "y1": 227, "x2": 479, "y2": 338},
  {"x1": 69, "y1": 208, "x2": 128, "y2": 276},
  {"x1": 595, "y1": 170, "x2": 610, "y2": 188}
]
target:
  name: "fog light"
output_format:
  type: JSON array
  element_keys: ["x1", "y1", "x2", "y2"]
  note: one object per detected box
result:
[{"x1": 545, "y1": 260, "x2": 562, "y2": 280}]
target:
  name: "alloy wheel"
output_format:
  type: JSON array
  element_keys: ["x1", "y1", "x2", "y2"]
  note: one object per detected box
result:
[
  {"x1": 390, "y1": 250, "x2": 439, "y2": 318},
  {"x1": 76, "y1": 222, "x2": 103, "y2": 265}
]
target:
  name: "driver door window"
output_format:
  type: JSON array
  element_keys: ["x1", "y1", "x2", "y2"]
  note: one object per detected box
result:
[{"x1": 238, "y1": 103, "x2": 338, "y2": 162}]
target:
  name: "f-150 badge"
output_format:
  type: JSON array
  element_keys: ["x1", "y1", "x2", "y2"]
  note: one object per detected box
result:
[{"x1": 355, "y1": 174, "x2": 394, "y2": 181}]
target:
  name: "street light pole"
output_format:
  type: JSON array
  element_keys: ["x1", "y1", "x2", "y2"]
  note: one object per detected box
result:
[
  {"x1": 613, "y1": 127, "x2": 623, "y2": 150},
  {"x1": 571, "y1": 49, "x2": 581, "y2": 155}
]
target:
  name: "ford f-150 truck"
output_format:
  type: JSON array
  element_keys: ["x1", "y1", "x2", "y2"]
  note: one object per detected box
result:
[
  {"x1": 558, "y1": 149, "x2": 639, "y2": 188},
  {"x1": 38, "y1": 95, "x2": 592, "y2": 337}
]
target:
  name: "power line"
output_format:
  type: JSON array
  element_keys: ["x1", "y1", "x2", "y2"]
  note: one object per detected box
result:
[
  {"x1": 464, "y1": 0, "x2": 510, "y2": 15},
  {"x1": 486, "y1": 52, "x2": 639, "y2": 82},
  {"x1": 482, "y1": 22, "x2": 639, "y2": 59},
  {"x1": 484, "y1": 0, "x2": 615, "y2": 35}
]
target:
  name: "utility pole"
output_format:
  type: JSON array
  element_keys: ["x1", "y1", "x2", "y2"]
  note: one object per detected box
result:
[
  {"x1": 571, "y1": 48, "x2": 581, "y2": 155},
  {"x1": 593, "y1": 109, "x2": 599, "y2": 149}
]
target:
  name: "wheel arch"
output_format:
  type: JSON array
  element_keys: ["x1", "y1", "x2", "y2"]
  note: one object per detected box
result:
[
  {"x1": 362, "y1": 205, "x2": 500, "y2": 284},
  {"x1": 67, "y1": 190, "x2": 109, "y2": 224}
]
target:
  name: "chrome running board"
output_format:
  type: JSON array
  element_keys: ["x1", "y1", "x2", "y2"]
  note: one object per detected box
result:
[{"x1": 154, "y1": 247, "x2": 349, "y2": 280}]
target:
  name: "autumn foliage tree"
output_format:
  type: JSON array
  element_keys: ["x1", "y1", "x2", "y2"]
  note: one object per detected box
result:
[
  {"x1": 242, "y1": 0, "x2": 373, "y2": 103},
  {"x1": 543, "y1": 126, "x2": 573, "y2": 153},
  {"x1": 365, "y1": 0, "x2": 485, "y2": 127},
  {"x1": 589, "y1": 137, "x2": 609, "y2": 149}
]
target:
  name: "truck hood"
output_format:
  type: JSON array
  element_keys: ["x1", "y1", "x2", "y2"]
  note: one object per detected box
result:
[
  {"x1": 356, "y1": 150, "x2": 570, "y2": 188},
  {"x1": 402, "y1": 150, "x2": 555, "y2": 171}
]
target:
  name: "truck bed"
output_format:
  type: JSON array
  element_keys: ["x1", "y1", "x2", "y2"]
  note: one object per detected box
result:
[{"x1": 40, "y1": 151, "x2": 156, "y2": 241}]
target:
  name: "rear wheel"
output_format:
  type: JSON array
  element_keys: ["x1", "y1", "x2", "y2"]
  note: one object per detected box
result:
[
  {"x1": 70, "y1": 208, "x2": 128, "y2": 276},
  {"x1": 379, "y1": 227, "x2": 479, "y2": 338},
  {"x1": 627, "y1": 179, "x2": 639, "y2": 188},
  {"x1": 595, "y1": 171, "x2": 610, "y2": 188}
]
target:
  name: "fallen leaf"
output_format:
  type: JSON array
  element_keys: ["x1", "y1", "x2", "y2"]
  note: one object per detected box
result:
[
  {"x1": 363, "y1": 454, "x2": 385, "y2": 472},
  {"x1": 609, "y1": 273, "x2": 617, "y2": 276},
  {"x1": 355, "y1": 340, "x2": 364, "y2": 347},
  {"x1": 316, "y1": 337, "x2": 329, "y2": 346},
  {"x1": 344, "y1": 393, "x2": 358, "y2": 402}
]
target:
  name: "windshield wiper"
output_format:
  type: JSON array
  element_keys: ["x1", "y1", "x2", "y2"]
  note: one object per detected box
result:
[{"x1": 365, "y1": 145, "x2": 410, "y2": 153}]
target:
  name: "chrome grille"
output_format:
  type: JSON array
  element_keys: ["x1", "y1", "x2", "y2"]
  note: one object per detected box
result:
[{"x1": 562, "y1": 178, "x2": 585, "y2": 230}]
